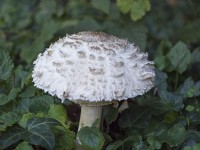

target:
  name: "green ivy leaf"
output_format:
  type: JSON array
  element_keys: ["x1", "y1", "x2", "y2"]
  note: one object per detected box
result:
[
  {"x1": 47, "y1": 104, "x2": 69, "y2": 128},
  {"x1": 184, "y1": 130, "x2": 200, "y2": 148},
  {"x1": 147, "y1": 124, "x2": 186, "y2": 148},
  {"x1": 18, "y1": 112, "x2": 35, "y2": 129},
  {"x1": 167, "y1": 41, "x2": 191, "y2": 73},
  {"x1": 163, "y1": 111, "x2": 178, "y2": 124},
  {"x1": 0, "y1": 88, "x2": 21, "y2": 105},
  {"x1": 132, "y1": 135, "x2": 150, "y2": 150},
  {"x1": 91, "y1": 0, "x2": 110, "y2": 14},
  {"x1": 53, "y1": 126, "x2": 75, "y2": 150},
  {"x1": 117, "y1": 0, "x2": 151, "y2": 21},
  {"x1": 138, "y1": 97, "x2": 170, "y2": 115},
  {"x1": 106, "y1": 140, "x2": 125, "y2": 150},
  {"x1": 14, "y1": 66, "x2": 31, "y2": 88},
  {"x1": 118, "y1": 107, "x2": 151, "y2": 128},
  {"x1": 0, "y1": 111, "x2": 22, "y2": 131},
  {"x1": 191, "y1": 48, "x2": 200, "y2": 64},
  {"x1": 154, "y1": 56, "x2": 167, "y2": 70},
  {"x1": 176, "y1": 20, "x2": 200, "y2": 43},
  {"x1": 0, "y1": 117, "x2": 61, "y2": 149},
  {"x1": 103, "y1": 22, "x2": 147, "y2": 50},
  {"x1": 106, "y1": 137, "x2": 132, "y2": 150},
  {"x1": 186, "y1": 105, "x2": 195, "y2": 112},
  {"x1": 0, "y1": 50, "x2": 14, "y2": 80},
  {"x1": 26, "y1": 117, "x2": 61, "y2": 150},
  {"x1": 190, "y1": 144, "x2": 200, "y2": 150},
  {"x1": 29, "y1": 95, "x2": 54, "y2": 114},
  {"x1": 155, "y1": 69, "x2": 168, "y2": 91},
  {"x1": 144, "y1": 121, "x2": 168, "y2": 137},
  {"x1": 158, "y1": 90, "x2": 184, "y2": 111},
  {"x1": 16, "y1": 141, "x2": 33, "y2": 150},
  {"x1": 147, "y1": 136, "x2": 162, "y2": 149},
  {"x1": 187, "y1": 112, "x2": 200, "y2": 126},
  {"x1": 194, "y1": 81, "x2": 200, "y2": 96},
  {"x1": 103, "y1": 105, "x2": 118, "y2": 124},
  {"x1": 78, "y1": 126, "x2": 105, "y2": 150},
  {"x1": 20, "y1": 20, "x2": 59, "y2": 64},
  {"x1": 0, "y1": 126, "x2": 27, "y2": 149},
  {"x1": 179, "y1": 78, "x2": 196, "y2": 98},
  {"x1": 166, "y1": 124, "x2": 186, "y2": 146},
  {"x1": 76, "y1": 17, "x2": 102, "y2": 31},
  {"x1": 34, "y1": 0, "x2": 56, "y2": 23},
  {"x1": 19, "y1": 86, "x2": 36, "y2": 98}
]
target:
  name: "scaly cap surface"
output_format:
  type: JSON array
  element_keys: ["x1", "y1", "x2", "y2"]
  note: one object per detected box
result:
[{"x1": 32, "y1": 31, "x2": 155, "y2": 103}]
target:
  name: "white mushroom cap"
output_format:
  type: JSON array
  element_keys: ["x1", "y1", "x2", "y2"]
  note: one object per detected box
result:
[{"x1": 32, "y1": 31, "x2": 155, "y2": 103}]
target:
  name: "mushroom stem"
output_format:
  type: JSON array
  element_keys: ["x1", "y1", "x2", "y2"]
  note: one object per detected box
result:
[
  {"x1": 75, "y1": 105, "x2": 102, "y2": 149},
  {"x1": 78, "y1": 105, "x2": 102, "y2": 130}
]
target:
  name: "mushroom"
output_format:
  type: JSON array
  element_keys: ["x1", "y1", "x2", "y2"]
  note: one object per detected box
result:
[{"x1": 32, "y1": 31, "x2": 155, "y2": 146}]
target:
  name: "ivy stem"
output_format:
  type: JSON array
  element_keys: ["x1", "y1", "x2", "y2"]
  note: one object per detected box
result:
[{"x1": 174, "y1": 71, "x2": 179, "y2": 90}]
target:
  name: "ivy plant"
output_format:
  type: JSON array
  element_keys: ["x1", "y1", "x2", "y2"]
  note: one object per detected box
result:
[{"x1": 0, "y1": 0, "x2": 200, "y2": 149}]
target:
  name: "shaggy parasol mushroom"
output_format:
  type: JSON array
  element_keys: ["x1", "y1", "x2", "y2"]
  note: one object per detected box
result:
[{"x1": 32, "y1": 31, "x2": 155, "y2": 134}]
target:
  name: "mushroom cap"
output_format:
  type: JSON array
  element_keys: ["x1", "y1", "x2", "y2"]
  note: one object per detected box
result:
[{"x1": 32, "y1": 31, "x2": 155, "y2": 103}]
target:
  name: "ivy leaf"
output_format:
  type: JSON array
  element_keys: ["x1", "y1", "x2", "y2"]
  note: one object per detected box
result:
[
  {"x1": 103, "y1": 105, "x2": 118, "y2": 124},
  {"x1": 147, "y1": 124, "x2": 186, "y2": 148},
  {"x1": 158, "y1": 90, "x2": 184, "y2": 111},
  {"x1": 183, "y1": 130, "x2": 200, "y2": 148},
  {"x1": 53, "y1": 126, "x2": 75, "y2": 150},
  {"x1": 0, "y1": 118, "x2": 61, "y2": 150},
  {"x1": 91, "y1": 0, "x2": 110, "y2": 14},
  {"x1": 0, "y1": 88, "x2": 21, "y2": 105},
  {"x1": 0, "y1": 126, "x2": 27, "y2": 149},
  {"x1": 76, "y1": 17, "x2": 102, "y2": 31},
  {"x1": 165, "y1": 124, "x2": 186, "y2": 146},
  {"x1": 14, "y1": 66, "x2": 31, "y2": 88},
  {"x1": 103, "y1": 22, "x2": 147, "y2": 50},
  {"x1": 164, "y1": 111, "x2": 178, "y2": 124},
  {"x1": 18, "y1": 112, "x2": 35, "y2": 129},
  {"x1": 138, "y1": 97, "x2": 170, "y2": 115},
  {"x1": 20, "y1": 20, "x2": 59, "y2": 64},
  {"x1": 155, "y1": 69, "x2": 168, "y2": 91},
  {"x1": 0, "y1": 50, "x2": 14, "y2": 80},
  {"x1": 132, "y1": 135, "x2": 150, "y2": 150},
  {"x1": 186, "y1": 105, "x2": 195, "y2": 112},
  {"x1": 106, "y1": 137, "x2": 132, "y2": 150},
  {"x1": 0, "y1": 111, "x2": 22, "y2": 131},
  {"x1": 154, "y1": 56, "x2": 167, "y2": 70},
  {"x1": 19, "y1": 86, "x2": 36, "y2": 98},
  {"x1": 187, "y1": 112, "x2": 200, "y2": 126},
  {"x1": 178, "y1": 78, "x2": 199, "y2": 98},
  {"x1": 191, "y1": 48, "x2": 200, "y2": 64},
  {"x1": 47, "y1": 104, "x2": 69, "y2": 128},
  {"x1": 34, "y1": 0, "x2": 56, "y2": 23},
  {"x1": 144, "y1": 121, "x2": 168, "y2": 138},
  {"x1": 18, "y1": 112, "x2": 46, "y2": 129},
  {"x1": 117, "y1": 0, "x2": 151, "y2": 21},
  {"x1": 16, "y1": 141, "x2": 33, "y2": 150},
  {"x1": 147, "y1": 136, "x2": 162, "y2": 149},
  {"x1": 29, "y1": 95, "x2": 54, "y2": 114},
  {"x1": 176, "y1": 20, "x2": 200, "y2": 43},
  {"x1": 183, "y1": 144, "x2": 200, "y2": 150},
  {"x1": 118, "y1": 106, "x2": 151, "y2": 128},
  {"x1": 78, "y1": 126, "x2": 105, "y2": 150},
  {"x1": 14, "y1": 98, "x2": 32, "y2": 114},
  {"x1": 167, "y1": 41, "x2": 191, "y2": 73},
  {"x1": 194, "y1": 81, "x2": 200, "y2": 96},
  {"x1": 26, "y1": 117, "x2": 61, "y2": 150}
]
